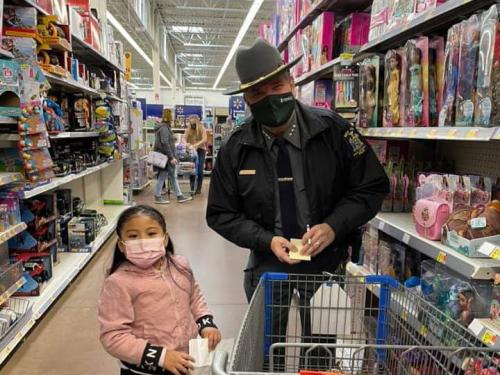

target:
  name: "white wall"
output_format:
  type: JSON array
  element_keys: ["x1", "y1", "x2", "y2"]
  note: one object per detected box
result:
[{"x1": 133, "y1": 88, "x2": 230, "y2": 108}]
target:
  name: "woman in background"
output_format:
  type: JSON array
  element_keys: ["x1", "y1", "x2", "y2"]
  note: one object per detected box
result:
[{"x1": 183, "y1": 116, "x2": 207, "y2": 195}]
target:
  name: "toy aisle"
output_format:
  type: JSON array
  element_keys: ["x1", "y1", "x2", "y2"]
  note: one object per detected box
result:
[{"x1": 0, "y1": 0, "x2": 498, "y2": 374}]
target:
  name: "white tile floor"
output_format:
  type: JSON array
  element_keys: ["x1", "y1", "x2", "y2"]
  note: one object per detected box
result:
[{"x1": 1, "y1": 185, "x2": 249, "y2": 374}]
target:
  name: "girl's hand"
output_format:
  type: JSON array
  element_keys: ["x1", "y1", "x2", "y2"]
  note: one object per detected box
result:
[
  {"x1": 201, "y1": 327, "x2": 222, "y2": 351},
  {"x1": 163, "y1": 351, "x2": 195, "y2": 375}
]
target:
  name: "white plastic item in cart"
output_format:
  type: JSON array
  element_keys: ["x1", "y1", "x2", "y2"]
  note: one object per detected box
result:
[
  {"x1": 310, "y1": 282, "x2": 352, "y2": 335},
  {"x1": 189, "y1": 338, "x2": 214, "y2": 367}
]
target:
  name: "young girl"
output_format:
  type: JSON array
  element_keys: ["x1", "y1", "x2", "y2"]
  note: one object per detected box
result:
[{"x1": 98, "y1": 205, "x2": 221, "y2": 375}]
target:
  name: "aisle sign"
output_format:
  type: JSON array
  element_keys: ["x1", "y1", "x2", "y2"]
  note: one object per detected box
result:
[
  {"x1": 229, "y1": 96, "x2": 246, "y2": 120},
  {"x1": 124, "y1": 52, "x2": 132, "y2": 81}
]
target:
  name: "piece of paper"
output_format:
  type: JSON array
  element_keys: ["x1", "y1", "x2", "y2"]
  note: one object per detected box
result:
[
  {"x1": 189, "y1": 338, "x2": 214, "y2": 368},
  {"x1": 289, "y1": 239, "x2": 311, "y2": 261}
]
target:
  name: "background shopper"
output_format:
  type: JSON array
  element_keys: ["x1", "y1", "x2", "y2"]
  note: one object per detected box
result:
[
  {"x1": 154, "y1": 109, "x2": 192, "y2": 204},
  {"x1": 183, "y1": 115, "x2": 207, "y2": 195}
]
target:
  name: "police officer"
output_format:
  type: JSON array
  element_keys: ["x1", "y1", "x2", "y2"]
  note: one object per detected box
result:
[{"x1": 206, "y1": 39, "x2": 389, "y2": 302}]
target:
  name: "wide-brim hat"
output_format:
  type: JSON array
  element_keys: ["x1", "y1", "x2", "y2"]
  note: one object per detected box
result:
[{"x1": 223, "y1": 38, "x2": 301, "y2": 95}]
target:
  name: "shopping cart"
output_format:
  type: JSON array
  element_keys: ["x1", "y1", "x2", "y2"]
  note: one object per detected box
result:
[
  {"x1": 166, "y1": 143, "x2": 196, "y2": 198},
  {"x1": 212, "y1": 273, "x2": 499, "y2": 375}
]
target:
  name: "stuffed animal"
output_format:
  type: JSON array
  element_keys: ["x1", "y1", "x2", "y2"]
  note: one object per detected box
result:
[{"x1": 444, "y1": 200, "x2": 500, "y2": 240}]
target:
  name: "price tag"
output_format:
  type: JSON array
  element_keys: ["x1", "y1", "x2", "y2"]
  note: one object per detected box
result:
[
  {"x1": 465, "y1": 129, "x2": 479, "y2": 139},
  {"x1": 436, "y1": 251, "x2": 447, "y2": 264},
  {"x1": 482, "y1": 330, "x2": 497, "y2": 345},
  {"x1": 402, "y1": 233, "x2": 411, "y2": 245},
  {"x1": 490, "y1": 248, "x2": 500, "y2": 260},
  {"x1": 470, "y1": 217, "x2": 487, "y2": 229},
  {"x1": 419, "y1": 325, "x2": 428, "y2": 337},
  {"x1": 447, "y1": 129, "x2": 458, "y2": 138},
  {"x1": 374, "y1": 128, "x2": 382, "y2": 136},
  {"x1": 427, "y1": 129, "x2": 438, "y2": 138},
  {"x1": 397, "y1": 128, "x2": 405, "y2": 136},
  {"x1": 410, "y1": 129, "x2": 418, "y2": 137}
]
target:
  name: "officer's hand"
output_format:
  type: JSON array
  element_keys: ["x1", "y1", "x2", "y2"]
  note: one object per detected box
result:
[
  {"x1": 270, "y1": 236, "x2": 301, "y2": 265},
  {"x1": 301, "y1": 224, "x2": 336, "y2": 257}
]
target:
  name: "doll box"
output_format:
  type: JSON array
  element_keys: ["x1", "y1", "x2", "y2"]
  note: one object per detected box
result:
[
  {"x1": 299, "y1": 79, "x2": 333, "y2": 109},
  {"x1": 310, "y1": 11, "x2": 335, "y2": 70},
  {"x1": 443, "y1": 228, "x2": 500, "y2": 258}
]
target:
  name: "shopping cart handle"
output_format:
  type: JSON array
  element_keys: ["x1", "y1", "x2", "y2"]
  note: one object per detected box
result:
[{"x1": 211, "y1": 350, "x2": 229, "y2": 375}]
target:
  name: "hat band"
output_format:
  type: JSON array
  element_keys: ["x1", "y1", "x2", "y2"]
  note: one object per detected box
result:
[{"x1": 239, "y1": 64, "x2": 289, "y2": 91}]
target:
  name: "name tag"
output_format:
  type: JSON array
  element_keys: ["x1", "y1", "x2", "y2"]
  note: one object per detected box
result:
[
  {"x1": 239, "y1": 169, "x2": 256, "y2": 176},
  {"x1": 278, "y1": 177, "x2": 294, "y2": 182}
]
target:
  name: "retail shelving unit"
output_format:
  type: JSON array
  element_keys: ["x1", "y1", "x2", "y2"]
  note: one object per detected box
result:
[
  {"x1": 0, "y1": 0, "x2": 131, "y2": 364},
  {"x1": 358, "y1": 127, "x2": 500, "y2": 142}
]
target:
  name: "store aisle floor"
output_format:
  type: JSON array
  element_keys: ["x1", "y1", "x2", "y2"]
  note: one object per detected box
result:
[{"x1": 1, "y1": 185, "x2": 249, "y2": 375}]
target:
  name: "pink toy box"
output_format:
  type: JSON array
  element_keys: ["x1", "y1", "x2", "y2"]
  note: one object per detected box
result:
[
  {"x1": 337, "y1": 13, "x2": 370, "y2": 54},
  {"x1": 299, "y1": 79, "x2": 333, "y2": 109},
  {"x1": 310, "y1": 11, "x2": 335, "y2": 70}
]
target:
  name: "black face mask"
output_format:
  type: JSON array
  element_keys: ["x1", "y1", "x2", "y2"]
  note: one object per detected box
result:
[{"x1": 249, "y1": 92, "x2": 295, "y2": 128}]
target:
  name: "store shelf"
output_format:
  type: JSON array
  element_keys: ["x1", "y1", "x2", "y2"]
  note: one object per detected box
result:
[
  {"x1": 0, "y1": 172, "x2": 24, "y2": 187},
  {"x1": 71, "y1": 34, "x2": 124, "y2": 73},
  {"x1": 132, "y1": 180, "x2": 151, "y2": 191},
  {"x1": 0, "y1": 117, "x2": 17, "y2": 125},
  {"x1": 0, "y1": 222, "x2": 28, "y2": 246},
  {"x1": 360, "y1": 0, "x2": 498, "y2": 53},
  {"x1": 0, "y1": 277, "x2": 26, "y2": 307},
  {"x1": 44, "y1": 72, "x2": 100, "y2": 97},
  {"x1": 22, "y1": 159, "x2": 123, "y2": 199},
  {"x1": 295, "y1": 57, "x2": 340, "y2": 86},
  {"x1": 358, "y1": 127, "x2": 499, "y2": 142},
  {"x1": 371, "y1": 213, "x2": 500, "y2": 280},
  {"x1": 102, "y1": 93, "x2": 127, "y2": 103},
  {"x1": 0, "y1": 134, "x2": 20, "y2": 142},
  {"x1": 277, "y1": 0, "x2": 373, "y2": 51},
  {"x1": 49, "y1": 132, "x2": 100, "y2": 139},
  {"x1": 0, "y1": 205, "x2": 130, "y2": 365}
]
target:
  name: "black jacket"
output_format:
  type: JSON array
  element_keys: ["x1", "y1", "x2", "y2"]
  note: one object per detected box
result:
[
  {"x1": 206, "y1": 102, "x2": 389, "y2": 273},
  {"x1": 153, "y1": 122, "x2": 176, "y2": 171}
]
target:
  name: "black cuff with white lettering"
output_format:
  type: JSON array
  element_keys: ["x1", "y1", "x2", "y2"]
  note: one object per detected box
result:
[
  {"x1": 197, "y1": 315, "x2": 217, "y2": 334},
  {"x1": 140, "y1": 343, "x2": 163, "y2": 373}
]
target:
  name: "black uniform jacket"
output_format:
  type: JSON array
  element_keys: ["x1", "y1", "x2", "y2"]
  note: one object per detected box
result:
[{"x1": 206, "y1": 101, "x2": 390, "y2": 273}]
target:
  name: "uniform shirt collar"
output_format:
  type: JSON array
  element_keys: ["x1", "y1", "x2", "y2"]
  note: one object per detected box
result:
[{"x1": 262, "y1": 111, "x2": 301, "y2": 150}]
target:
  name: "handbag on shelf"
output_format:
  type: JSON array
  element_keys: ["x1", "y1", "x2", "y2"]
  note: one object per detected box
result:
[
  {"x1": 147, "y1": 151, "x2": 168, "y2": 169},
  {"x1": 413, "y1": 197, "x2": 451, "y2": 240}
]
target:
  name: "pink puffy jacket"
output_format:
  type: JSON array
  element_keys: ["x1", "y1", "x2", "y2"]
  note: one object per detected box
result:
[{"x1": 98, "y1": 255, "x2": 212, "y2": 366}]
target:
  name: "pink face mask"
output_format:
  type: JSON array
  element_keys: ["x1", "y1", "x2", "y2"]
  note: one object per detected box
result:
[{"x1": 121, "y1": 237, "x2": 166, "y2": 269}]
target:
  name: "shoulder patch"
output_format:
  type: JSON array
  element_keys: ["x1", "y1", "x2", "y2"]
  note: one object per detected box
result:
[{"x1": 344, "y1": 128, "x2": 367, "y2": 157}]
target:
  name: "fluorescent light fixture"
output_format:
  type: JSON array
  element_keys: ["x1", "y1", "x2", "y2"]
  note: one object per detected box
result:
[
  {"x1": 176, "y1": 6, "x2": 247, "y2": 13},
  {"x1": 184, "y1": 43, "x2": 229, "y2": 48},
  {"x1": 185, "y1": 75, "x2": 215, "y2": 79},
  {"x1": 213, "y1": 0, "x2": 264, "y2": 89},
  {"x1": 187, "y1": 64, "x2": 209, "y2": 68},
  {"x1": 178, "y1": 53, "x2": 203, "y2": 57},
  {"x1": 171, "y1": 26, "x2": 204, "y2": 33},
  {"x1": 106, "y1": 11, "x2": 172, "y2": 87}
]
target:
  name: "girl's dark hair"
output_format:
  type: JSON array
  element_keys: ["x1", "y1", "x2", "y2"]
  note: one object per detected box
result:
[{"x1": 108, "y1": 205, "x2": 193, "y2": 290}]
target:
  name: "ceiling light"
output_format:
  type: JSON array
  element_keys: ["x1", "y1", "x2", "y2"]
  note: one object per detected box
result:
[
  {"x1": 176, "y1": 6, "x2": 247, "y2": 13},
  {"x1": 187, "y1": 64, "x2": 209, "y2": 68},
  {"x1": 184, "y1": 43, "x2": 230, "y2": 48},
  {"x1": 171, "y1": 26, "x2": 204, "y2": 33},
  {"x1": 178, "y1": 53, "x2": 203, "y2": 57},
  {"x1": 106, "y1": 11, "x2": 172, "y2": 87},
  {"x1": 185, "y1": 75, "x2": 215, "y2": 79},
  {"x1": 213, "y1": 0, "x2": 264, "y2": 89}
]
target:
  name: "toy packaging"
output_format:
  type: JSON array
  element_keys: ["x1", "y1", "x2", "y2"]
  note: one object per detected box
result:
[
  {"x1": 439, "y1": 23, "x2": 461, "y2": 126},
  {"x1": 429, "y1": 37, "x2": 445, "y2": 125},
  {"x1": 358, "y1": 56, "x2": 383, "y2": 128},
  {"x1": 333, "y1": 65, "x2": 359, "y2": 110},
  {"x1": 475, "y1": 4, "x2": 500, "y2": 127},
  {"x1": 299, "y1": 79, "x2": 333, "y2": 109},
  {"x1": 383, "y1": 50, "x2": 402, "y2": 127},
  {"x1": 0, "y1": 60, "x2": 21, "y2": 118},
  {"x1": 1, "y1": 36, "x2": 37, "y2": 62},
  {"x1": 310, "y1": 12, "x2": 334, "y2": 70},
  {"x1": 3, "y1": 6, "x2": 37, "y2": 37},
  {"x1": 415, "y1": 0, "x2": 446, "y2": 14},
  {"x1": 420, "y1": 259, "x2": 492, "y2": 327},
  {"x1": 288, "y1": 32, "x2": 303, "y2": 78},
  {"x1": 455, "y1": 14, "x2": 481, "y2": 127},
  {"x1": 389, "y1": 0, "x2": 416, "y2": 31},
  {"x1": 377, "y1": 237, "x2": 393, "y2": 277},
  {"x1": 334, "y1": 13, "x2": 370, "y2": 56},
  {"x1": 403, "y1": 38, "x2": 429, "y2": 127},
  {"x1": 301, "y1": 25, "x2": 313, "y2": 74},
  {"x1": 368, "y1": 0, "x2": 390, "y2": 42}
]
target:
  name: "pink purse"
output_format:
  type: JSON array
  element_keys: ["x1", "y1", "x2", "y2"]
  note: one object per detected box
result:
[{"x1": 413, "y1": 198, "x2": 450, "y2": 240}]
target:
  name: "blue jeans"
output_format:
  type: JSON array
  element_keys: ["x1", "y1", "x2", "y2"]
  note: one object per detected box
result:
[
  {"x1": 167, "y1": 163, "x2": 182, "y2": 197},
  {"x1": 190, "y1": 149, "x2": 206, "y2": 192},
  {"x1": 155, "y1": 169, "x2": 168, "y2": 197}
]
